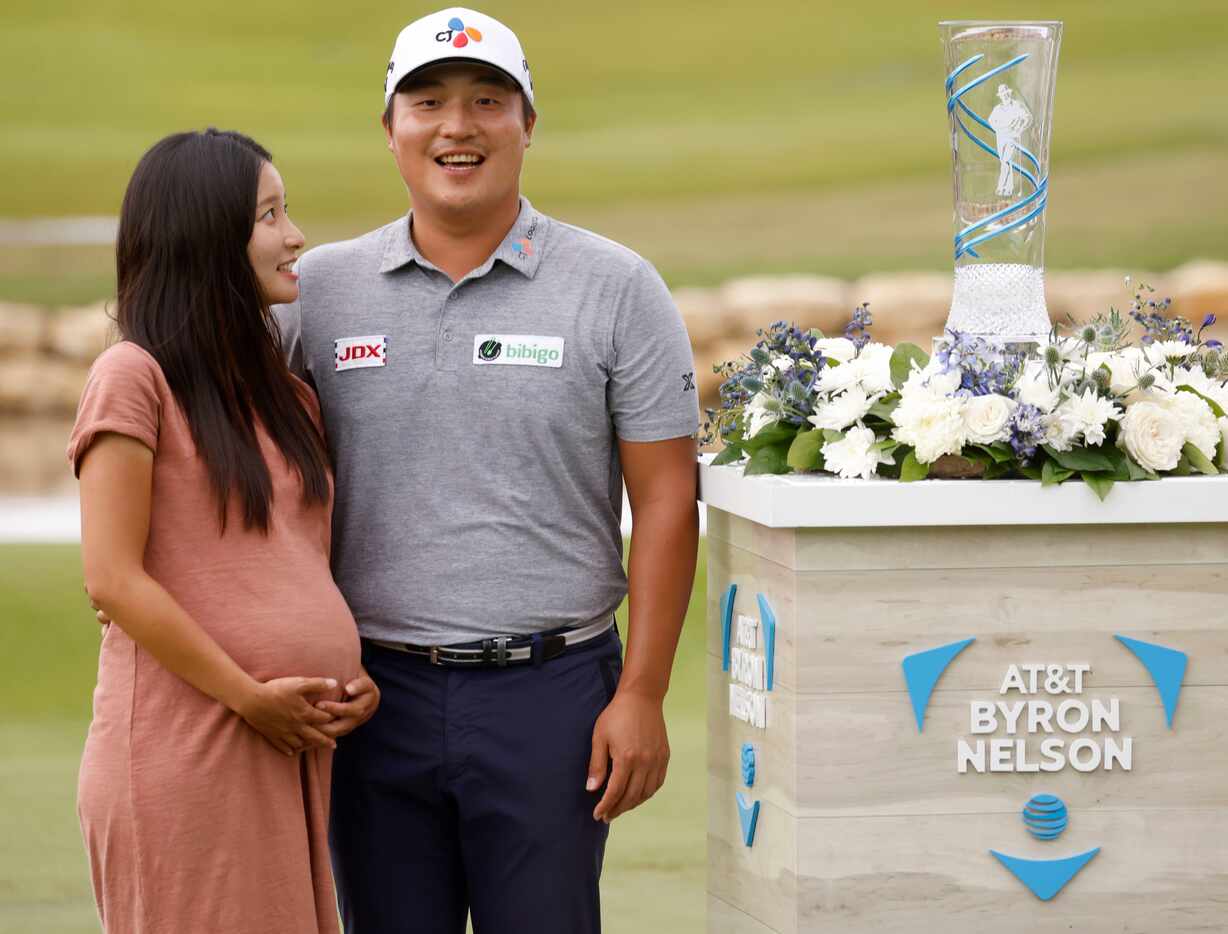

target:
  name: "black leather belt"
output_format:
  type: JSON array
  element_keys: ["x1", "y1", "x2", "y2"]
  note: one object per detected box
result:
[{"x1": 365, "y1": 616, "x2": 615, "y2": 668}]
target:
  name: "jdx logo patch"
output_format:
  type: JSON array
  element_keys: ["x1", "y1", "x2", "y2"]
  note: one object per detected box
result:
[
  {"x1": 335, "y1": 335, "x2": 388, "y2": 372},
  {"x1": 472, "y1": 334, "x2": 564, "y2": 368}
]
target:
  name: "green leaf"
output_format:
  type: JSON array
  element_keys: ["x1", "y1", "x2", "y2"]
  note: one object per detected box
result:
[
  {"x1": 867, "y1": 395, "x2": 901, "y2": 422},
  {"x1": 742, "y1": 421, "x2": 798, "y2": 453},
  {"x1": 890, "y1": 343, "x2": 930, "y2": 390},
  {"x1": 900, "y1": 449, "x2": 930, "y2": 482},
  {"x1": 1177, "y1": 384, "x2": 1227, "y2": 418},
  {"x1": 786, "y1": 430, "x2": 826, "y2": 472},
  {"x1": 1042, "y1": 444, "x2": 1114, "y2": 473},
  {"x1": 983, "y1": 460, "x2": 1013, "y2": 480},
  {"x1": 1173, "y1": 453, "x2": 1193, "y2": 476},
  {"x1": 1183, "y1": 442, "x2": 1220, "y2": 476},
  {"x1": 1124, "y1": 455, "x2": 1157, "y2": 481},
  {"x1": 821, "y1": 428, "x2": 844, "y2": 444},
  {"x1": 1041, "y1": 458, "x2": 1075, "y2": 486},
  {"x1": 973, "y1": 442, "x2": 1014, "y2": 464},
  {"x1": 1081, "y1": 471, "x2": 1116, "y2": 501},
  {"x1": 1018, "y1": 463, "x2": 1044, "y2": 481},
  {"x1": 744, "y1": 443, "x2": 791, "y2": 476},
  {"x1": 711, "y1": 444, "x2": 745, "y2": 466}
]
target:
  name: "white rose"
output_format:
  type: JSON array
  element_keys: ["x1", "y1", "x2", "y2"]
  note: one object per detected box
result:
[
  {"x1": 1160, "y1": 389, "x2": 1219, "y2": 461},
  {"x1": 809, "y1": 386, "x2": 877, "y2": 431},
  {"x1": 963, "y1": 393, "x2": 1016, "y2": 444},
  {"x1": 851, "y1": 342, "x2": 895, "y2": 395},
  {"x1": 815, "y1": 337, "x2": 857, "y2": 364},
  {"x1": 1219, "y1": 416, "x2": 1228, "y2": 464},
  {"x1": 821, "y1": 425, "x2": 894, "y2": 480},
  {"x1": 1013, "y1": 361, "x2": 1061, "y2": 413},
  {"x1": 1119, "y1": 401, "x2": 1185, "y2": 472}
]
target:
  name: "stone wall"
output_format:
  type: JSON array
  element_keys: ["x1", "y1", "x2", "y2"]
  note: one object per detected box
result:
[{"x1": 3, "y1": 261, "x2": 1227, "y2": 493}]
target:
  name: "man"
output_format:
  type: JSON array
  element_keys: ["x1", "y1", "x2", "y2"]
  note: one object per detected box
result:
[{"x1": 273, "y1": 7, "x2": 699, "y2": 933}]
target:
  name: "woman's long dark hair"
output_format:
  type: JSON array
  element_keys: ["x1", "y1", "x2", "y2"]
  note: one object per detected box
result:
[{"x1": 115, "y1": 128, "x2": 329, "y2": 533}]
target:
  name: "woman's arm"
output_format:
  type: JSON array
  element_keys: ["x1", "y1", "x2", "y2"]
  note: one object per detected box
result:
[{"x1": 79, "y1": 432, "x2": 337, "y2": 755}]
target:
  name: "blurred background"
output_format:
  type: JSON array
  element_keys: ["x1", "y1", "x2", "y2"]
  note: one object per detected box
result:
[{"x1": 2, "y1": 0, "x2": 1226, "y2": 931}]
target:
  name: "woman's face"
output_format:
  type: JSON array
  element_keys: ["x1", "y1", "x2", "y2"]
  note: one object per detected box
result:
[{"x1": 247, "y1": 161, "x2": 305, "y2": 306}]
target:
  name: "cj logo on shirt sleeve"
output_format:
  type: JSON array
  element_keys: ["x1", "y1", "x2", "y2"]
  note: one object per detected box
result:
[{"x1": 335, "y1": 335, "x2": 388, "y2": 372}]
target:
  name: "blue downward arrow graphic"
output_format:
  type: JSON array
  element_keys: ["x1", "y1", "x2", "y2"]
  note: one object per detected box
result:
[
  {"x1": 990, "y1": 848, "x2": 1100, "y2": 901},
  {"x1": 735, "y1": 792, "x2": 760, "y2": 847}
]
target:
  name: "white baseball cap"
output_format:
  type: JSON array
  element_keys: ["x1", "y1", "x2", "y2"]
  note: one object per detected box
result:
[{"x1": 383, "y1": 8, "x2": 534, "y2": 108}]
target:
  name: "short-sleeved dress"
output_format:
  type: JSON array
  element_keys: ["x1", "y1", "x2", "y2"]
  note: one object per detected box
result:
[{"x1": 67, "y1": 341, "x2": 362, "y2": 934}]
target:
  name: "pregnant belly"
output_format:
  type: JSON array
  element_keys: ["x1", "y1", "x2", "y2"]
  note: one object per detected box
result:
[{"x1": 198, "y1": 585, "x2": 363, "y2": 688}]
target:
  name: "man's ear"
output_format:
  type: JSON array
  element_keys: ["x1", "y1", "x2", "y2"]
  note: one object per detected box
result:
[
  {"x1": 381, "y1": 109, "x2": 394, "y2": 151},
  {"x1": 523, "y1": 111, "x2": 537, "y2": 148}
]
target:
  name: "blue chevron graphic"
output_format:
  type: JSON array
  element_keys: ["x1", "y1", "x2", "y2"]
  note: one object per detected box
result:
[
  {"x1": 720, "y1": 584, "x2": 737, "y2": 672},
  {"x1": 1114, "y1": 635, "x2": 1188, "y2": 728},
  {"x1": 990, "y1": 848, "x2": 1100, "y2": 901},
  {"x1": 757, "y1": 593, "x2": 777, "y2": 691},
  {"x1": 901, "y1": 638, "x2": 975, "y2": 732},
  {"x1": 736, "y1": 792, "x2": 760, "y2": 847}
]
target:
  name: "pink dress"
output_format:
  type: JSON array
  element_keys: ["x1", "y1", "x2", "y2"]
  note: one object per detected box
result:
[{"x1": 67, "y1": 342, "x2": 361, "y2": 934}]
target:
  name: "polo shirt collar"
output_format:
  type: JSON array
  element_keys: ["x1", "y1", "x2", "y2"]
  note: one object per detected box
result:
[{"x1": 378, "y1": 197, "x2": 545, "y2": 279}]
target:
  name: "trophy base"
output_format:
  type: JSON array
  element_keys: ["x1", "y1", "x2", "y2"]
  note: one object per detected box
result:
[{"x1": 942, "y1": 263, "x2": 1051, "y2": 347}]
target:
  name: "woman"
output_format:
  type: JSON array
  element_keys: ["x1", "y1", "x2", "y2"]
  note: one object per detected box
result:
[{"x1": 68, "y1": 129, "x2": 377, "y2": 933}]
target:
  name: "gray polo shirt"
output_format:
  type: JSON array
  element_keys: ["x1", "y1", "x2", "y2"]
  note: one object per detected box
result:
[{"x1": 273, "y1": 198, "x2": 698, "y2": 645}]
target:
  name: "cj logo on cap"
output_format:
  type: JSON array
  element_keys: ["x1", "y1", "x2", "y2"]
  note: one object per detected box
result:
[
  {"x1": 478, "y1": 339, "x2": 502, "y2": 361},
  {"x1": 436, "y1": 16, "x2": 482, "y2": 48}
]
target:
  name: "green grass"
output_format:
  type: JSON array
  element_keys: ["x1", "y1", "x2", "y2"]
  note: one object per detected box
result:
[
  {"x1": 0, "y1": 541, "x2": 709, "y2": 934},
  {"x1": 1, "y1": 1, "x2": 1225, "y2": 303}
]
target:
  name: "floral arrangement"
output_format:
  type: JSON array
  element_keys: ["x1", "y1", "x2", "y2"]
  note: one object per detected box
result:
[{"x1": 703, "y1": 282, "x2": 1227, "y2": 499}]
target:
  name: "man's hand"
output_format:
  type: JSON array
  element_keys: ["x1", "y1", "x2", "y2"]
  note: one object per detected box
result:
[
  {"x1": 587, "y1": 689, "x2": 670, "y2": 823},
  {"x1": 315, "y1": 671, "x2": 381, "y2": 739}
]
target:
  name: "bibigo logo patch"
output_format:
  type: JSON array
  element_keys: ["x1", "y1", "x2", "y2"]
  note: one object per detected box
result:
[{"x1": 472, "y1": 334, "x2": 564, "y2": 368}]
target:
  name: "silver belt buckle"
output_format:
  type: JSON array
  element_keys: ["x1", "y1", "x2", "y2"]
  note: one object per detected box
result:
[{"x1": 429, "y1": 645, "x2": 441, "y2": 665}]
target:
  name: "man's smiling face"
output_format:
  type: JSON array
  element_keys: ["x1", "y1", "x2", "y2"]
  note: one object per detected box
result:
[{"x1": 383, "y1": 62, "x2": 535, "y2": 222}]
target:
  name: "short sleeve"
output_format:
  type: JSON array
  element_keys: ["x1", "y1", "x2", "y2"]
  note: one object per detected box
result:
[
  {"x1": 66, "y1": 342, "x2": 162, "y2": 477},
  {"x1": 608, "y1": 259, "x2": 700, "y2": 441}
]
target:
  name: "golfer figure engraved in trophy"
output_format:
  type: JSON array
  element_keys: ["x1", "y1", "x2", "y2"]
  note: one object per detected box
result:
[{"x1": 939, "y1": 21, "x2": 1062, "y2": 347}]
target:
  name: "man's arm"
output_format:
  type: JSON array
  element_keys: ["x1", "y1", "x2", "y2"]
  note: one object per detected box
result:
[{"x1": 588, "y1": 435, "x2": 698, "y2": 822}]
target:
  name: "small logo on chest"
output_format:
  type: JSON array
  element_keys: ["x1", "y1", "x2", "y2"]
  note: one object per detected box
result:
[
  {"x1": 472, "y1": 334, "x2": 564, "y2": 368},
  {"x1": 335, "y1": 335, "x2": 388, "y2": 371}
]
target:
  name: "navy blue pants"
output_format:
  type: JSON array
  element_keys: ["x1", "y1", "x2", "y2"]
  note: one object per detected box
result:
[{"x1": 330, "y1": 628, "x2": 622, "y2": 934}]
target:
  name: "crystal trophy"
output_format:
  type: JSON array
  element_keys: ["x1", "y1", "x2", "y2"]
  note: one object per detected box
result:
[{"x1": 939, "y1": 21, "x2": 1062, "y2": 346}]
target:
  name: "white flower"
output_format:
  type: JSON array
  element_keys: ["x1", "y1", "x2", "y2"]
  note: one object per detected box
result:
[
  {"x1": 1118, "y1": 401, "x2": 1185, "y2": 472},
  {"x1": 891, "y1": 370, "x2": 967, "y2": 463},
  {"x1": 815, "y1": 337, "x2": 857, "y2": 364},
  {"x1": 821, "y1": 425, "x2": 894, "y2": 480},
  {"x1": 1145, "y1": 340, "x2": 1197, "y2": 368},
  {"x1": 1013, "y1": 361, "x2": 1061, "y2": 413},
  {"x1": 744, "y1": 391, "x2": 779, "y2": 438},
  {"x1": 1174, "y1": 366, "x2": 1228, "y2": 413},
  {"x1": 814, "y1": 360, "x2": 861, "y2": 395},
  {"x1": 963, "y1": 393, "x2": 1016, "y2": 445},
  {"x1": 851, "y1": 342, "x2": 895, "y2": 394},
  {"x1": 1158, "y1": 389, "x2": 1219, "y2": 461},
  {"x1": 771, "y1": 354, "x2": 794, "y2": 373},
  {"x1": 1219, "y1": 416, "x2": 1228, "y2": 464},
  {"x1": 1086, "y1": 349, "x2": 1147, "y2": 396},
  {"x1": 808, "y1": 386, "x2": 877, "y2": 431},
  {"x1": 1055, "y1": 388, "x2": 1122, "y2": 448}
]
